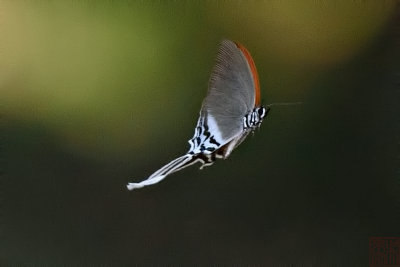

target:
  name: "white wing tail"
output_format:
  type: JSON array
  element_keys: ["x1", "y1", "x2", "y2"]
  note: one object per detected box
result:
[{"x1": 127, "y1": 154, "x2": 197, "y2": 190}]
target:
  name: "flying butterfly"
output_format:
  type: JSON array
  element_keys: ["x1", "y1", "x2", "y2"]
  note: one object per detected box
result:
[{"x1": 127, "y1": 40, "x2": 269, "y2": 190}]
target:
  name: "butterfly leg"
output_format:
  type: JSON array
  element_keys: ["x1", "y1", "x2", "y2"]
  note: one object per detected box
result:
[
  {"x1": 199, "y1": 161, "x2": 214, "y2": 170},
  {"x1": 197, "y1": 153, "x2": 216, "y2": 170}
]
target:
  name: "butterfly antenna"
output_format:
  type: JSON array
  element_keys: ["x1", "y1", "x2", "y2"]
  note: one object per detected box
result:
[{"x1": 267, "y1": 102, "x2": 303, "y2": 107}]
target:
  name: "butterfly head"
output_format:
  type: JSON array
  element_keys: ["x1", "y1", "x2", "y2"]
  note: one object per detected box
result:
[
  {"x1": 256, "y1": 106, "x2": 269, "y2": 122},
  {"x1": 244, "y1": 106, "x2": 269, "y2": 130}
]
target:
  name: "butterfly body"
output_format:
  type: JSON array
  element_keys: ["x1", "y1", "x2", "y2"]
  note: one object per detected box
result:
[{"x1": 127, "y1": 40, "x2": 268, "y2": 190}]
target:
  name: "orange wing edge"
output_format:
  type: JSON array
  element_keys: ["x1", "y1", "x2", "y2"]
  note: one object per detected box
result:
[{"x1": 234, "y1": 42, "x2": 261, "y2": 107}]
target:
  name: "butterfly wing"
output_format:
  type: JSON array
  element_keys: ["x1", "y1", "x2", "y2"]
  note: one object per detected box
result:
[
  {"x1": 202, "y1": 40, "x2": 259, "y2": 140},
  {"x1": 127, "y1": 154, "x2": 201, "y2": 190},
  {"x1": 189, "y1": 40, "x2": 260, "y2": 155}
]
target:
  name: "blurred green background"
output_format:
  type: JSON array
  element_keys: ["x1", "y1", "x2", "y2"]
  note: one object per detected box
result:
[{"x1": 1, "y1": 1, "x2": 399, "y2": 265}]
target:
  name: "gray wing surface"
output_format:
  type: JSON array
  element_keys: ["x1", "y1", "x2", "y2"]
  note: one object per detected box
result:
[{"x1": 201, "y1": 40, "x2": 255, "y2": 141}]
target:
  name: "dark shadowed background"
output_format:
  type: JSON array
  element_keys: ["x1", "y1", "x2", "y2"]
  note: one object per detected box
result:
[{"x1": 1, "y1": 1, "x2": 399, "y2": 266}]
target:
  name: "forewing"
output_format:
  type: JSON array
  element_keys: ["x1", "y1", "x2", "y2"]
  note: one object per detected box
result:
[{"x1": 201, "y1": 40, "x2": 256, "y2": 141}]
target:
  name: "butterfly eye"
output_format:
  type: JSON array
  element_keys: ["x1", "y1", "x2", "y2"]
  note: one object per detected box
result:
[{"x1": 258, "y1": 107, "x2": 266, "y2": 118}]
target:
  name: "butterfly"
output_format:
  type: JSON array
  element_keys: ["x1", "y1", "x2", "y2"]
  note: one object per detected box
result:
[{"x1": 127, "y1": 40, "x2": 269, "y2": 190}]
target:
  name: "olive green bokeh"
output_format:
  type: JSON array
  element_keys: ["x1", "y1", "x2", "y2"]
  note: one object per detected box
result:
[{"x1": 1, "y1": 1, "x2": 399, "y2": 265}]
